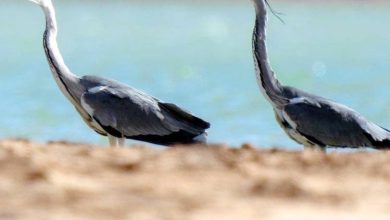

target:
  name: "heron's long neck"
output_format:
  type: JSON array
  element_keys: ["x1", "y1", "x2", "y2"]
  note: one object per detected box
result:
[
  {"x1": 252, "y1": 1, "x2": 283, "y2": 102},
  {"x1": 42, "y1": 4, "x2": 82, "y2": 104}
]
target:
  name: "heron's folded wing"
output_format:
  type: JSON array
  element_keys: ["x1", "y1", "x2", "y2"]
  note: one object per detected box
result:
[
  {"x1": 80, "y1": 86, "x2": 180, "y2": 137},
  {"x1": 284, "y1": 99, "x2": 374, "y2": 147}
]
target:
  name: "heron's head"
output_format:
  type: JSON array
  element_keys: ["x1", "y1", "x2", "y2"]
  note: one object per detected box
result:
[{"x1": 28, "y1": 0, "x2": 52, "y2": 8}]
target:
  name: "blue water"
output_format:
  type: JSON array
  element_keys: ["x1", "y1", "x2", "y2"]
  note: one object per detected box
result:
[{"x1": 1, "y1": 1, "x2": 390, "y2": 149}]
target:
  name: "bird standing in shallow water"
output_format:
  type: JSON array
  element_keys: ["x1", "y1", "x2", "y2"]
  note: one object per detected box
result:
[
  {"x1": 29, "y1": 0, "x2": 210, "y2": 147},
  {"x1": 251, "y1": 0, "x2": 390, "y2": 152}
]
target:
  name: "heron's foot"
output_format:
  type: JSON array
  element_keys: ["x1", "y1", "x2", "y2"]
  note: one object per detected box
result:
[{"x1": 304, "y1": 145, "x2": 326, "y2": 153}]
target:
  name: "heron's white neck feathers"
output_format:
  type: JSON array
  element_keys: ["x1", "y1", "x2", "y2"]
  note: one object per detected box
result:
[
  {"x1": 40, "y1": 0, "x2": 77, "y2": 78},
  {"x1": 38, "y1": 0, "x2": 82, "y2": 106},
  {"x1": 43, "y1": 3, "x2": 57, "y2": 33},
  {"x1": 252, "y1": 0, "x2": 283, "y2": 107}
]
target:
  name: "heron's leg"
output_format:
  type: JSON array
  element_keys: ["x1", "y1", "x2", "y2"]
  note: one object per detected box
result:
[
  {"x1": 108, "y1": 135, "x2": 118, "y2": 147},
  {"x1": 304, "y1": 145, "x2": 326, "y2": 153},
  {"x1": 118, "y1": 137, "x2": 126, "y2": 147}
]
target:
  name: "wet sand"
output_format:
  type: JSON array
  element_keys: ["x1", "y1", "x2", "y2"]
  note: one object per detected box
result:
[{"x1": 0, "y1": 139, "x2": 389, "y2": 220}]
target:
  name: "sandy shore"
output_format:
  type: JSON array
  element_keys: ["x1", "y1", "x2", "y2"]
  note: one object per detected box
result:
[{"x1": 0, "y1": 139, "x2": 389, "y2": 220}]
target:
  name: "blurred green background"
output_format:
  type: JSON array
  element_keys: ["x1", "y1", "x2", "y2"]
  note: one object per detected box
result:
[{"x1": 0, "y1": 0, "x2": 390, "y2": 149}]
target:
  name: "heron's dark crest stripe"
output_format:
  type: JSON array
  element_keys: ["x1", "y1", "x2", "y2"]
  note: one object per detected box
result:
[{"x1": 264, "y1": 0, "x2": 285, "y2": 24}]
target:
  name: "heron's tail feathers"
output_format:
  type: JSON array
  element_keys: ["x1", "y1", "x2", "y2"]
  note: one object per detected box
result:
[
  {"x1": 127, "y1": 102, "x2": 211, "y2": 146},
  {"x1": 371, "y1": 138, "x2": 390, "y2": 150},
  {"x1": 130, "y1": 130, "x2": 208, "y2": 146},
  {"x1": 158, "y1": 102, "x2": 211, "y2": 131},
  {"x1": 363, "y1": 129, "x2": 390, "y2": 150}
]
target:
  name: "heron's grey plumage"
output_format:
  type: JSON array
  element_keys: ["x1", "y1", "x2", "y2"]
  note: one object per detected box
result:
[
  {"x1": 79, "y1": 75, "x2": 209, "y2": 145},
  {"x1": 32, "y1": 0, "x2": 210, "y2": 147},
  {"x1": 252, "y1": 0, "x2": 390, "y2": 151}
]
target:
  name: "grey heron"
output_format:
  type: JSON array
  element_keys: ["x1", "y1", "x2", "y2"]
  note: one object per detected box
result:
[
  {"x1": 252, "y1": 0, "x2": 390, "y2": 151},
  {"x1": 29, "y1": 0, "x2": 210, "y2": 147}
]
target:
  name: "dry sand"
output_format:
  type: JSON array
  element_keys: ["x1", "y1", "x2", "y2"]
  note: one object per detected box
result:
[{"x1": 0, "y1": 139, "x2": 389, "y2": 220}]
